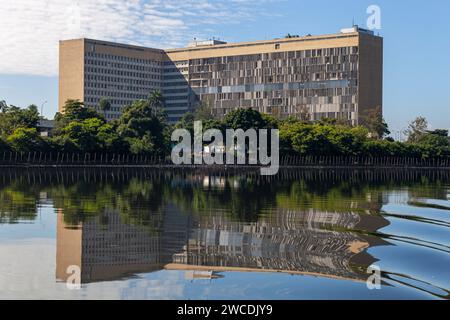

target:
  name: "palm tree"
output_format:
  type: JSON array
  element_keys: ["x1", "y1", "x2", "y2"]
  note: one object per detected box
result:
[
  {"x1": 99, "y1": 97, "x2": 111, "y2": 118},
  {"x1": 147, "y1": 90, "x2": 165, "y2": 116},
  {"x1": 148, "y1": 90, "x2": 164, "y2": 108}
]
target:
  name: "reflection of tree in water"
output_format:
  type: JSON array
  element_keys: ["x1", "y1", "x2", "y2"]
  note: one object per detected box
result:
[
  {"x1": 274, "y1": 180, "x2": 385, "y2": 213},
  {"x1": 51, "y1": 179, "x2": 168, "y2": 228},
  {"x1": 0, "y1": 181, "x2": 41, "y2": 223},
  {"x1": 168, "y1": 176, "x2": 278, "y2": 221},
  {"x1": 409, "y1": 178, "x2": 449, "y2": 201},
  {"x1": 0, "y1": 169, "x2": 448, "y2": 227}
]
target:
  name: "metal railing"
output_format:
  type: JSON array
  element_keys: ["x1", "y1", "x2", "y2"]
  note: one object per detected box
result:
[{"x1": 0, "y1": 152, "x2": 449, "y2": 168}]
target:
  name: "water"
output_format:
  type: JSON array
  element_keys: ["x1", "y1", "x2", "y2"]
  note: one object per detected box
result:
[{"x1": 0, "y1": 168, "x2": 449, "y2": 300}]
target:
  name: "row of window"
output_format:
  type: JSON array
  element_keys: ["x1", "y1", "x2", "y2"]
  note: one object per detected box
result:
[
  {"x1": 190, "y1": 71, "x2": 358, "y2": 88},
  {"x1": 85, "y1": 50, "x2": 163, "y2": 66},
  {"x1": 163, "y1": 74, "x2": 187, "y2": 80},
  {"x1": 189, "y1": 56, "x2": 357, "y2": 73},
  {"x1": 85, "y1": 58, "x2": 161, "y2": 73},
  {"x1": 201, "y1": 91, "x2": 356, "y2": 103},
  {"x1": 189, "y1": 46, "x2": 358, "y2": 66},
  {"x1": 162, "y1": 88, "x2": 189, "y2": 94},
  {"x1": 85, "y1": 80, "x2": 159, "y2": 90},
  {"x1": 210, "y1": 98, "x2": 357, "y2": 112},
  {"x1": 85, "y1": 67, "x2": 161, "y2": 80},
  {"x1": 164, "y1": 60, "x2": 188, "y2": 66},
  {"x1": 190, "y1": 68, "x2": 357, "y2": 82},
  {"x1": 166, "y1": 109, "x2": 188, "y2": 115},
  {"x1": 165, "y1": 96, "x2": 188, "y2": 101},
  {"x1": 163, "y1": 81, "x2": 189, "y2": 87},
  {"x1": 85, "y1": 95, "x2": 146, "y2": 105},
  {"x1": 165, "y1": 102, "x2": 189, "y2": 108},
  {"x1": 85, "y1": 88, "x2": 151, "y2": 98},
  {"x1": 193, "y1": 80, "x2": 354, "y2": 95},
  {"x1": 163, "y1": 67, "x2": 188, "y2": 73}
]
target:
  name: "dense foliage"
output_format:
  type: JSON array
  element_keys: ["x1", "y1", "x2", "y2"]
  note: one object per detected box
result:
[{"x1": 0, "y1": 96, "x2": 448, "y2": 158}]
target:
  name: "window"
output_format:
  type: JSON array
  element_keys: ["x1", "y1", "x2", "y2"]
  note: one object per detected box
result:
[{"x1": 275, "y1": 44, "x2": 280, "y2": 50}]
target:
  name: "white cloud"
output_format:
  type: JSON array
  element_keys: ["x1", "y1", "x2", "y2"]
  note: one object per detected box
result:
[{"x1": 0, "y1": 0, "x2": 280, "y2": 76}]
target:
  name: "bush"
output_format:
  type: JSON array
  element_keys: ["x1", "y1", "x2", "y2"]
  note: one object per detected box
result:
[{"x1": 280, "y1": 121, "x2": 369, "y2": 156}]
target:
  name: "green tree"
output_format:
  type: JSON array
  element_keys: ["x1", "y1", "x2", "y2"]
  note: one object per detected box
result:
[
  {"x1": 7, "y1": 127, "x2": 44, "y2": 152},
  {"x1": 49, "y1": 135, "x2": 79, "y2": 153},
  {"x1": 175, "y1": 112, "x2": 195, "y2": 133},
  {"x1": 51, "y1": 115, "x2": 125, "y2": 153},
  {"x1": 427, "y1": 129, "x2": 449, "y2": 137},
  {"x1": 55, "y1": 100, "x2": 104, "y2": 124},
  {"x1": 127, "y1": 135, "x2": 156, "y2": 154},
  {"x1": 60, "y1": 119, "x2": 101, "y2": 152},
  {"x1": 175, "y1": 110, "x2": 224, "y2": 132},
  {"x1": 117, "y1": 99, "x2": 168, "y2": 155},
  {"x1": 280, "y1": 120, "x2": 369, "y2": 156},
  {"x1": 96, "y1": 122, "x2": 126, "y2": 151},
  {"x1": 416, "y1": 130, "x2": 449, "y2": 156},
  {"x1": 224, "y1": 108, "x2": 270, "y2": 131},
  {"x1": 53, "y1": 100, "x2": 105, "y2": 138},
  {"x1": 261, "y1": 113, "x2": 279, "y2": 129},
  {"x1": 0, "y1": 104, "x2": 40, "y2": 136}
]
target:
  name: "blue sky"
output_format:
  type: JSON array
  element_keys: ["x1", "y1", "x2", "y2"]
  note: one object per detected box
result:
[{"x1": 0, "y1": 0, "x2": 449, "y2": 133}]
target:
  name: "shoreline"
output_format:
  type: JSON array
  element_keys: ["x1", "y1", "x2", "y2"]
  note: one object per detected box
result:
[{"x1": 0, "y1": 164, "x2": 449, "y2": 169}]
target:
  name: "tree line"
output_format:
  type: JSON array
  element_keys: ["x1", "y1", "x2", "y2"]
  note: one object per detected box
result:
[{"x1": 0, "y1": 93, "x2": 448, "y2": 159}]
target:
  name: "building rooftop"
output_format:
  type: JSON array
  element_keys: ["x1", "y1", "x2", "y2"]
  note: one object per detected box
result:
[
  {"x1": 188, "y1": 39, "x2": 228, "y2": 48},
  {"x1": 167, "y1": 33, "x2": 352, "y2": 53},
  {"x1": 340, "y1": 25, "x2": 375, "y2": 35},
  {"x1": 60, "y1": 26, "x2": 380, "y2": 55}
]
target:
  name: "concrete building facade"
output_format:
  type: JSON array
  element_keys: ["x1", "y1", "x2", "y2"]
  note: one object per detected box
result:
[{"x1": 59, "y1": 26, "x2": 382, "y2": 124}]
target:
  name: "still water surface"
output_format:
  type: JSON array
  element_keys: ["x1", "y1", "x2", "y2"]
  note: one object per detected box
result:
[{"x1": 0, "y1": 168, "x2": 449, "y2": 300}]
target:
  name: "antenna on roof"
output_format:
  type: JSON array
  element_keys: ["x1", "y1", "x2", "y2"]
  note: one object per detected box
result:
[{"x1": 352, "y1": 17, "x2": 355, "y2": 26}]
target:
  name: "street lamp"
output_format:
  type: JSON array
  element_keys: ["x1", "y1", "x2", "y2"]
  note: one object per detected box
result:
[{"x1": 40, "y1": 101, "x2": 48, "y2": 117}]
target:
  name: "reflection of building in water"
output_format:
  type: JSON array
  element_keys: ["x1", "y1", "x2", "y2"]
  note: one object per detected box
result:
[
  {"x1": 57, "y1": 205, "x2": 388, "y2": 284},
  {"x1": 184, "y1": 270, "x2": 224, "y2": 280},
  {"x1": 169, "y1": 209, "x2": 387, "y2": 281},
  {"x1": 56, "y1": 204, "x2": 192, "y2": 283}
]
